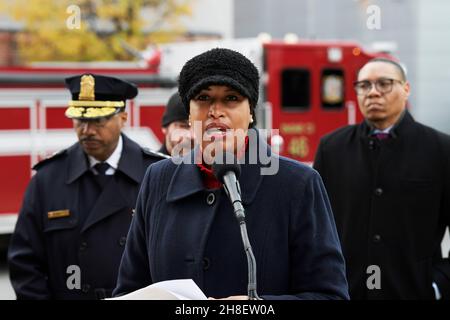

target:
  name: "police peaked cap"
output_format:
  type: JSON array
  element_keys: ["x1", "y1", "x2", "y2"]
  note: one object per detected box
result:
[{"x1": 64, "y1": 73, "x2": 138, "y2": 120}]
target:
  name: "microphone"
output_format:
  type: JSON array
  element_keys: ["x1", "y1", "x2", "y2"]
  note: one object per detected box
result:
[
  {"x1": 212, "y1": 154, "x2": 261, "y2": 300},
  {"x1": 211, "y1": 160, "x2": 244, "y2": 222}
]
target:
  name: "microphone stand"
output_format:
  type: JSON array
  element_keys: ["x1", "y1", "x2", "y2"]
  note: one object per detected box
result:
[
  {"x1": 223, "y1": 176, "x2": 261, "y2": 300},
  {"x1": 239, "y1": 218, "x2": 260, "y2": 300}
]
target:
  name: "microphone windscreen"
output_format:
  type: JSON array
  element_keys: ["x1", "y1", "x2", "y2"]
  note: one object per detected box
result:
[{"x1": 212, "y1": 153, "x2": 241, "y2": 183}]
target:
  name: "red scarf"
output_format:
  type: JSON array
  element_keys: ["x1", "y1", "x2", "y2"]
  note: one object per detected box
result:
[
  {"x1": 197, "y1": 163, "x2": 222, "y2": 189},
  {"x1": 196, "y1": 136, "x2": 249, "y2": 189}
]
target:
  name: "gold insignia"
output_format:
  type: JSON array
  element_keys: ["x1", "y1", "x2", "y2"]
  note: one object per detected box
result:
[
  {"x1": 78, "y1": 74, "x2": 95, "y2": 101},
  {"x1": 65, "y1": 107, "x2": 85, "y2": 118},
  {"x1": 48, "y1": 209, "x2": 71, "y2": 219},
  {"x1": 68, "y1": 100, "x2": 124, "y2": 107},
  {"x1": 83, "y1": 107, "x2": 116, "y2": 118}
]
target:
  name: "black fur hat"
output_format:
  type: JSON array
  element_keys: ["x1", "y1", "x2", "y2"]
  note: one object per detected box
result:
[{"x1": 178, "y1": 48, "x2": 259, "y2": 120}]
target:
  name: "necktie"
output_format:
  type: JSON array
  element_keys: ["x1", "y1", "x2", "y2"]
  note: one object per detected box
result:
[
  {"x1": 94, "y1": 162, "x2": 111, "y2": 188},
  {"x1": 372, "y1": 132, "x2": 390, "y2": 140},
  {"x1": 95, "y1": 162, "x2": 110, "y2": 175}
]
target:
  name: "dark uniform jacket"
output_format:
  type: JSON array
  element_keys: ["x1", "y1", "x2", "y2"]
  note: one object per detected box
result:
[
  {"x1": 8, "y1": 134, "x2": 167, "y2": 299},
  {"x1": 314, "y1": 111, "x2": 450, "y2": 299},
  {"x1": 113, "y1": 130, "x2": 349, "y2": 300}
]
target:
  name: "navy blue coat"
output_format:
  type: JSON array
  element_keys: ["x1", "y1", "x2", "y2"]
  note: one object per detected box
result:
[
  {"x1": 114, "y1": 132, "x2": 349, "y2": 299},
  {"x1": 8, "y1": 134, "x2": 167, "y2": 299}
]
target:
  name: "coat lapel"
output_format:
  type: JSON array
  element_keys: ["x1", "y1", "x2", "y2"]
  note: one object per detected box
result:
[
  {"x1": 358, "y1": 110, "x2": 417, "y2": 175},
  {"x1": 81, "y1": 134, "x2": 143, "y2": 232},
  {"x1": 166, "y1": 129, "x2": 269, "y2": 205},
  {"x1": 166, "y1": 149, "x2": 205, "y2": 203},
  {"x1": 115, "y1": 134, "x2": 145, "y2": 184},
  {"x1": 66, "y1": 143, "x2": 90, "y2": 184},
  {"x1": 380, "y1": 111, "x2": 416, "y2": 169},
  {"x1": 239, "y1": 129, "x2": 269, "y2": 205},
  {"x1": 81, "y1": 177, "x2": 128, "y2": 233}
]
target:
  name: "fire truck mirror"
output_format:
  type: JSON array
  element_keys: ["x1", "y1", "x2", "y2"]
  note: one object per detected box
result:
[{"x1": 321, "y1": 69, "x2": 345, "y2": 109}]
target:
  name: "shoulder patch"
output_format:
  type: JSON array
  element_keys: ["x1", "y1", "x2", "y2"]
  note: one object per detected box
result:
[
  {"x1": 32, "y1": 149, "x2": 68, "y2": 171},
  {"x1": 142, "y1": 147, "x2": 171, "y2": 160}
]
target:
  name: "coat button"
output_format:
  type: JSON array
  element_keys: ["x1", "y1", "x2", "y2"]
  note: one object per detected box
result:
[
  {"x1": 374, "y1": 188, "x2": 383, "y2": 196},
  {"x1": 79, "y1": 242, "x2": 88, "y2": 251},
  {"x1": 373, "y1": 234, "x2": 382, "y2": 243},
  {"x1": 206, "y1": 193, "x2": 215, "y2": 205},
  {"x1": 82, "y1": 284, "x2": 91, "y2": 293},
  {"x1": 119, "y1": 236, "x2": 126, "y2": 246},
  {"x1": 202, "y1": 257, "x2": 211, "y2": 270}
]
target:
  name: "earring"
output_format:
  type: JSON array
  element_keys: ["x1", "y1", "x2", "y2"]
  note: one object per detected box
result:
[{"x1": 250, "y1": 117, "x2": 254, "y2": 124}]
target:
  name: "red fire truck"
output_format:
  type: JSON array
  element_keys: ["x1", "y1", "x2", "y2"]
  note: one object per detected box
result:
[{"x1": 0, "y1": 38, "x2": 389, "y2": 234}]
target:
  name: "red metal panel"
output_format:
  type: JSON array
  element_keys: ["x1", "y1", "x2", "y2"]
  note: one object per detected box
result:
[
  {"x1": 0, "y1": 156, "x2": 31, "y2": 214},
  {"x1": 139, "y1": 105, "x2": 165, "y2": 143},
  {"x1": 265, "y1": 45, "x2": 320, "y2": 163},
  {"x1": 46, "y1": 107, "x2": 73, "y2": 129},
  {"x1": 0, "y1": 108, "x2": 30, "y2": 130}
]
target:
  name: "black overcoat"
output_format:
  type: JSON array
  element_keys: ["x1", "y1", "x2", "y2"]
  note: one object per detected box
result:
[{"x1": 314, "y1": 111, "x2": 450, "y2": 299}]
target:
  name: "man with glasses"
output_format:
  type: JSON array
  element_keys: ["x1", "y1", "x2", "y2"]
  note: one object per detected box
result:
[
  {"x1": 8, "y1": 74, "x2": 167, "y2": 299},
  {"x1": 314, "y1": 58, "x2": 450, "y2": 299}
]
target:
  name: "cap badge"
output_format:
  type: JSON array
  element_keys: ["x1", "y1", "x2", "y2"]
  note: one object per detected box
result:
[{"x1": 78, "y1": 74, "x2": 95, "y2": 101}]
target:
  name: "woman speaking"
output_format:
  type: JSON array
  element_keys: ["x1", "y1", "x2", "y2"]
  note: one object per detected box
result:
[{"x1": 113, "y1": 48, "x2": 349, "y2": 300}]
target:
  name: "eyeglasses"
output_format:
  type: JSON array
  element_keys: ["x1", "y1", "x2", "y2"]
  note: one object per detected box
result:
[
  {"x1": 353, "y1": 78, "x2": 404, "y2": 96},
  {"x1": 74, "y1": 116, "x2": 112, "y2": 129}
]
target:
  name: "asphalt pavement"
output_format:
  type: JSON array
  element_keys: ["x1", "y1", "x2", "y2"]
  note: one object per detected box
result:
[{"x1": 0, "y1": 249, "x2": 15, "y2": 300}]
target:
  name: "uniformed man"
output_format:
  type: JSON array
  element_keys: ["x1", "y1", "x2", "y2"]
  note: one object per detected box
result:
[
  {"x1": 8, "y1": 73, "x2": 168, "y2": 299},
  {"x1": 159, "y1": 92, "x2": 193, "y2": 156}
]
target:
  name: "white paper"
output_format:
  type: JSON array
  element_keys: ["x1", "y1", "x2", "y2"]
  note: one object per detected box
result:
[{"x1": 106, "y1": 279, "x2": 208, "y2": 300}]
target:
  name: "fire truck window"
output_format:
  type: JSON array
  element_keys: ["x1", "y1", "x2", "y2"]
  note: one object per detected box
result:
[
  {"x1": 321, "y1": 69, "x2": 344, "y2": 109},
  {"x1": 281, "y1": 69, "x2": 310, "y2": 110}
]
